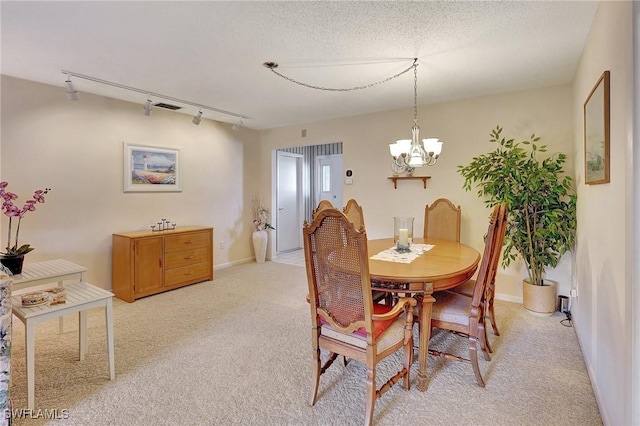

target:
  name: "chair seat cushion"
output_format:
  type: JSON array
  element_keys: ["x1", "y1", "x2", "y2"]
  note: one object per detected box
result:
[
  {"x1": 319, "y1": 303, "x2": 398, "y2": 340},
  {"x1": 321, "y1": 312, "x2": 407, "y2": 354},
  {"x1": 450, "y1": 279, "x2": 475, "y2": 297},
  {"x1": 432, "y1": 290, "x2": 472, "y2": 326},
  {"x1": 354, "y1": 303, "x2": 398, "y2": 338}
]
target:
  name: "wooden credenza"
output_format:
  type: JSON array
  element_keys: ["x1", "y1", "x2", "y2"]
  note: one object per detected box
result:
[{"x1": 112, "y1": 226, "x2": 213, "y2": 302}]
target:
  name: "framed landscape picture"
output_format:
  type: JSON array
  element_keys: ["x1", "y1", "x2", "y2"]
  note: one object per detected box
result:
[
  {"x1": 583, "y1": 70, "x2": 610, "y2": 185},
  {"x1": 124, "y1": 143, "x2": 182, "y2": 192}
]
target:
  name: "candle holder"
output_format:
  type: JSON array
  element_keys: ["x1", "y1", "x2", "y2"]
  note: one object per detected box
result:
[
  {"x1": 393, "y1": 217, "x2": 414, "y2": 253},
  {"x1": 151, "y1": 219, "x2": 177, "y2": 232}
]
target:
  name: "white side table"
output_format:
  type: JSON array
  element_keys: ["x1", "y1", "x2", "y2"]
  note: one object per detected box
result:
[
  {"x1": 10, "y1": 259, "x2": 87, "y2": 292},
  {"x1": 12, "y1": 282, "x2": 115, "y2": 410},
  {"x1": 11, "y1": 259, "x2": 88, "y2": 332}
]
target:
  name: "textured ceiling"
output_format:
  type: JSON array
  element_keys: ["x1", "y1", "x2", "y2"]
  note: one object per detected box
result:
[{"x1": 1, "y1": 1, "x2": 598, "y2": 130}]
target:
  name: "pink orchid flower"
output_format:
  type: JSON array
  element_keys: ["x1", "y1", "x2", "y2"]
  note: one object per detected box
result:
[{"x1": 0, "y1": 183, "x2": 51, "y2": 257}]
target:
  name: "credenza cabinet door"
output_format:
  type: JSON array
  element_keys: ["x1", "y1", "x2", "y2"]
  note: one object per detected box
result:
[{"x1": 134, "y1": 237, "x2": 164, "y2": 297}]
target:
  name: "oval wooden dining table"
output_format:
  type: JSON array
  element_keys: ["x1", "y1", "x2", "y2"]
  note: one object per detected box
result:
[{"x1": 367, "y1": 237, "x2": 480, "y2": 392}]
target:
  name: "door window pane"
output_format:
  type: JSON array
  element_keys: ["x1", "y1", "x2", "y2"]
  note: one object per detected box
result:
[{"x1": 322, "y1": 165, "x2": 331, "y2": 192}]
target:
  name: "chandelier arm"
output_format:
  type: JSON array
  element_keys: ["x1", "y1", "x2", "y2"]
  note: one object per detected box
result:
[{"x1": 265, "y1": 61, "x2": 416, "y2": 92}]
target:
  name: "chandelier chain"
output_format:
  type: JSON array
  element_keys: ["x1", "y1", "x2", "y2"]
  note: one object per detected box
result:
[
  {"x1": 266, "y1": 60, "x2": 417, "y2": 92},
  {"x1": 413, "y1": 59, "x2": 418, "y2": 124}
]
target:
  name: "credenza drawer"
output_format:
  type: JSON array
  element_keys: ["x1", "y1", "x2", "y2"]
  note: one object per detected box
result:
[
  {"x1": 164, "y1": 262, "x2": 211, "y2": 287},
  {"x1": 165, "y1": 231, "x2": 210, "y2": 253},
  {"x1": 165, "y1": 247, "x2": 209, "y2": 269}
]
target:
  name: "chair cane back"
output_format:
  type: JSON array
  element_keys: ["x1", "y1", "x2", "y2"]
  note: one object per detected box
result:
[
  {"x1": 343, "y1": 199, "x2": 365, "y2": 232},
  {"x1": 429, "y1": 204, "x2": 506, "y2": 387},
  {"x1": 303, "y1": 208, "x2": 416, "y2": 425},
  {"x1": 423, "y1": 198, "x2": 461, "y2": 242},
  {"x1": 312, "y1": 199, "x2": 335, "y2": 219},
  {"x1": 341, "y1": 199, "x2": 390, "y2": 303}
]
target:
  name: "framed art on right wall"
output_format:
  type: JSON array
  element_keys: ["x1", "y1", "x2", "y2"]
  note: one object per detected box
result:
[{"x1": 584, "y1": 70, "x2": 610, "y2": 185}]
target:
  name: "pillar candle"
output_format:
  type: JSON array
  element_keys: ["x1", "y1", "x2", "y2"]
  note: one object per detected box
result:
[{"x1": 399, "y1": 228, "x2": 408, "y2": 246}]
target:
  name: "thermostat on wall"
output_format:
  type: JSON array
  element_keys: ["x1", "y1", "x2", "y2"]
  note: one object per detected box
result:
[{"x1": 345, "y1": 169, "x2": 353, "y2": 184}]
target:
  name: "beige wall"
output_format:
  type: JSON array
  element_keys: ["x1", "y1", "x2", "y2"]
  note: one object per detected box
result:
[
  {"x1": 1, "y1": 75, "x2": 261, "y2": 289},
  {"x1": 260, "y1": 84, "x2": 574, "y2": 301},
  {"x1": 572, "y1": 1, "x2": 634, "y2": 424},
  {"x1": 4, "y1": 6, "x2": 635, "y2": 419}
]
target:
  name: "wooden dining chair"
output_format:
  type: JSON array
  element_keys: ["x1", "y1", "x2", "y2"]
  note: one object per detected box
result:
[
  {"x1": 303, "y1": 208, "x2": 416, "y2": 426},
  {"x1": 451, "y1": 204, "x2": 508, "y2": 348},
  {"x1": 428, "y1": 204, "x2": 506, "y2": 387},
  {"x1": 343, "y1": 199, "x2": 365, "y2": 231},
  {"x1": 311, "y1": 199, "x2": 335, "y2": 219},
  {"x1": 423, "y1": 198, "x2": 461, "y2": 242}
]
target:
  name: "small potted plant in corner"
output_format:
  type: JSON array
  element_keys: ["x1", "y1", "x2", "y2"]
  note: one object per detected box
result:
[
  {"x1": 0, "y1": 182, "x2": 51, "y2": 275},
  {"x1": 251, "y1": 197, "x2": 275, "y2": 263},
  {"x1": 458, "y1": 126, "x2": 576, "y2": 315}
]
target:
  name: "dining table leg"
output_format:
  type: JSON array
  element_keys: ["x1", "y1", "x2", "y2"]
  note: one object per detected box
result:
[{"x1": 417, "y1": 282, "x2": 435, "y2": 392}]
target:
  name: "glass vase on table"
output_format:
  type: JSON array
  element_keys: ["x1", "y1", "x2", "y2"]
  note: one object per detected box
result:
[{"x1": 393, "y1": 217, "x2": 414, "y2": 253}]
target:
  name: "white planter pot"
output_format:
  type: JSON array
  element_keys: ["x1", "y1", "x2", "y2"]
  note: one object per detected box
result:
[
  {"x1": 522, "y1": 278, "x2": 557, "y2": 316},
  {"x1": 252, "y1": 230, "x2": 268, "y2": 263}
]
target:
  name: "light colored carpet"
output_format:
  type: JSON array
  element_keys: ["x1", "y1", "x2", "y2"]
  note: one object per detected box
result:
[{"x1": 8, "y1": 260, "x2": 601, "y2": 425}]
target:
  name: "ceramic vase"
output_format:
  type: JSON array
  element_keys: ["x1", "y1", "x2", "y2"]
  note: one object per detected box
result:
[{"x1": 252, "y1": 230, "x2": 268, "y2": 263}]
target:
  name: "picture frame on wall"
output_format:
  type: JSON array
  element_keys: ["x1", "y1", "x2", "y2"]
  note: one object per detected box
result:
[
  {"x1": 124, "y1": 142, "x2": 182, "y2": 192},
  {"x1": 583, "y1": 70, "x2": 610, "y2": 185}
]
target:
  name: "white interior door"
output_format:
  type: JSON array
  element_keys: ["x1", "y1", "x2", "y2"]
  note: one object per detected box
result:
[
  {"x1": 316, "y1": 154, "x2": 343, "y2": 208},
  {"x1": 276, "y1": 152, "x2": 302, "y2": 252}
]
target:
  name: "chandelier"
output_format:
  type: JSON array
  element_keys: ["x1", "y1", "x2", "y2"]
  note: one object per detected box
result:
[{"x1": 389, "y1": 59, "x2": 442, "y2": 174}]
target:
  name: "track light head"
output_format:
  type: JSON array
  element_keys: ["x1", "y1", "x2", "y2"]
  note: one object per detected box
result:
[
  {"x1": 192, "y1": 110, "x2": 203, "y2": 125},
  {"x1": 142, "y1": 98, "x2": 153, "y2": 116},
  {"x1": 231, "y1": 120, "x2": 244, "y2": 131},
  {"x1": 65, "y1": 76, "x2": 79, "y2": 101}
]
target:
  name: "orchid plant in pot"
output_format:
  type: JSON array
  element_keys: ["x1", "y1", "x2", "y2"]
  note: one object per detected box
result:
[
  {"x1": 251, "y1": 197, "x2": 274, "y2": 263},
  {"x1": 0, "y1": 182, "x2": 51, "y2": 274},
  {"x1": 252, "y1": 198, "x2": 275, "y2": 232}
]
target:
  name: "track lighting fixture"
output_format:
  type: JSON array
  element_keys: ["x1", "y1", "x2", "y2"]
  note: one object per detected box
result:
[
  {"x1": 142, "y1": 97, "x2": 153, "y2": 116},
  {"x1": 61, "y1": 70, "x2": 248, "y2": 125},
  {"x1": 65, "y1": 74, "x2": 79, "y2": 101},
  {"x1": 192, "y1": 110, "x2": 202, "y2": 125}
]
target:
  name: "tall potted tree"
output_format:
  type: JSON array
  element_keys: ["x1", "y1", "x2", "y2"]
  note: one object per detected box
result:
[{"x1": 458, "y1": 126, "x2": 577, "y2": 315}]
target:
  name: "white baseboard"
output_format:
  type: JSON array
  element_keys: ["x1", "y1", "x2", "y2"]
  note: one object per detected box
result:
[
  {"x1": 495, "y1": 293, "x2": 522, "y2": 304},
  {"x1": 214, "y1": 257, "x2": 254, "y2": 270}
]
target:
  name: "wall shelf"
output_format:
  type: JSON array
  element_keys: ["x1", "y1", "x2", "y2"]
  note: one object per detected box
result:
[{"x1": 387, "y1": 176, "x2": 431, "y2": 189}]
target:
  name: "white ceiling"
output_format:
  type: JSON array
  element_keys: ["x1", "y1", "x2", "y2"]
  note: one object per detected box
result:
[{"x1": 1, "y1": 1, "x2": 598, "y2": 130}]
